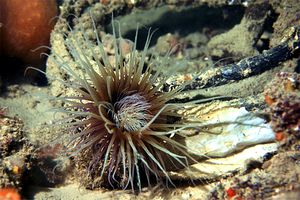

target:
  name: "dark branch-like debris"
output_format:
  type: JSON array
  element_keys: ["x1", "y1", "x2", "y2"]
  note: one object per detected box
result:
[{"x1": 179, "y1": 27, "x2": 300, "y2": 91}]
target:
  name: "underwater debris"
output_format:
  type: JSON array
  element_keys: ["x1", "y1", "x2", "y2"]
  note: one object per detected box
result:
[{"x1": 166, "y1": 26, "x2": 300, "y2": 91}]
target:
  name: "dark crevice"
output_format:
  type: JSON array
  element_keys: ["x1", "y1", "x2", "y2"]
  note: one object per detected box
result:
[
  {"x1": 0, "y1": 56, "x2": 48, "y2": 94},
  {"x1": 296, "y1": 59, "x2": 300, "y2": 73},
  {"x1": 106, "y1": 5, "x2": 245, "y2": 50},
  {"x1": 255, "y1": 9, "x2": 279, "y2": 53}
]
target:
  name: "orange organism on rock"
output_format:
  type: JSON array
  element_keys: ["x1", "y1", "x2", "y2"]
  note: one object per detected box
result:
[
  {"x1": 0, "y1": 0, "x2": 58, "y2": 65},
  {"x1": 264, "y1": 94, "x2": 275, "y2": 106},
  {"x1": 0, "y1": 188, "x2": 21, "y2": 200}
]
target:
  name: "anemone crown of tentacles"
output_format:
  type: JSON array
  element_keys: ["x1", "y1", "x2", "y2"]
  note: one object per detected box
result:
[{"x1": 48, "y1": 15, "x2": 201, "y2": 191}]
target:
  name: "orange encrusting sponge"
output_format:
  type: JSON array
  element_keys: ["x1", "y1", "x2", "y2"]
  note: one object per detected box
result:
[
  {"x1": 0, "y1": 0, "x2": 58, "y2": 64},
  {"x1": 0, "y1": 188, "x2": 21, "y2": 200}
]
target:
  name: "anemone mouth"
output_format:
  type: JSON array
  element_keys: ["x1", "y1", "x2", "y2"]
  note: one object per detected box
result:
[
  {"x1": 111, "y1": 93, "x2": 152, "y2": 132},
  {"x1": 47, "y1": 13, "x2": 201, "y2": 192}
]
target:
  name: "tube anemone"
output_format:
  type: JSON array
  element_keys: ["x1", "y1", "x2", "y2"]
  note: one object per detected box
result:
[{"x1": 49, "y1": 16, "x2": 200, "y2": 191}]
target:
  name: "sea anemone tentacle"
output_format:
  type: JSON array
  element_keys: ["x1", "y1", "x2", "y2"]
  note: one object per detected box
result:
[{"x1": 47, "y1": 14, "x2": 213, "y2": 191}]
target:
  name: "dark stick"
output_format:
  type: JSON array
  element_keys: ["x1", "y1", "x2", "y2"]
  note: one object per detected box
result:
[{"x1": 180, "y1": 27, "x2": 300, "y2": 91}]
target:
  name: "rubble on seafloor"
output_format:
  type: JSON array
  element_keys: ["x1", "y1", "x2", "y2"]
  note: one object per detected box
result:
[{"x1": 0, "y1": 109, "x2": 34, "y2": 190}]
